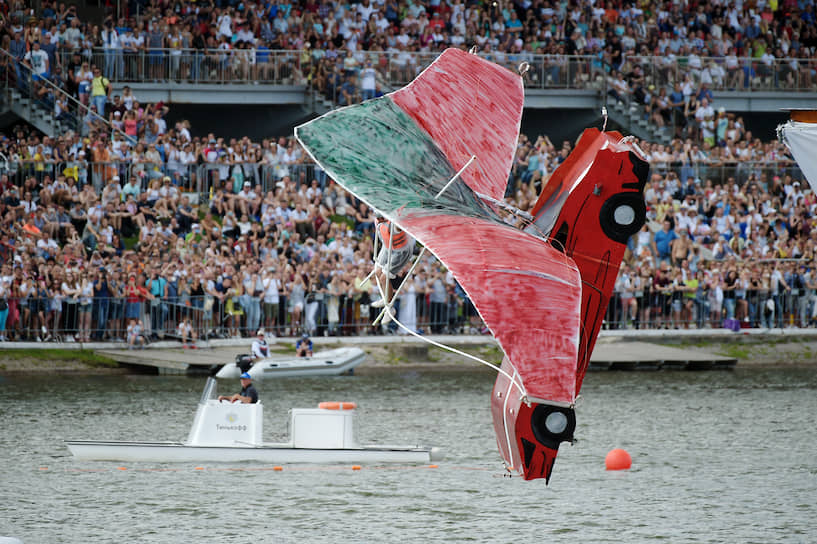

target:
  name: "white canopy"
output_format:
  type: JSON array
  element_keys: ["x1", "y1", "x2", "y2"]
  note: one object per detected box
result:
[{"x1": 779, "y1": 120, "x2": 817, "y2": 193}]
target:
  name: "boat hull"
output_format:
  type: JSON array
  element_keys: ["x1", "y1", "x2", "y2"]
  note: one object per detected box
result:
[
  {"x1": 216, "y1": 348, "x2": 366, "y2": 379},
  {"x1": 66, "y1": 440, "x2": 442, "y2": 464}
]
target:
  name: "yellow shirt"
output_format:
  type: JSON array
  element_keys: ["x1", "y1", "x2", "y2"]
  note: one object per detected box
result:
[{"x1": 91, "y1": 75, "x2": 109, "y2": 97}]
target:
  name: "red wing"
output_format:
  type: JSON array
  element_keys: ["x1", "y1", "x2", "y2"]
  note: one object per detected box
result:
[
  {"x1": 390, "y1": 48, "x2": 524, "y2": 203},
  {"x1": 398, "y1": 213, "x2": 582, "y2": 405}
]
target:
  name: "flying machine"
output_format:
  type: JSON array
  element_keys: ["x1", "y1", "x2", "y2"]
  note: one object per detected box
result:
[{"x1": 295, "y1": 48, "x2": 648, "y2": 482}]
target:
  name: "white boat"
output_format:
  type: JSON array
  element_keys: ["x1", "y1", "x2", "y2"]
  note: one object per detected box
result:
[
  {"x1": 215, "y1": 347, "x2": 366, "y2": 380},
  {"x1": 66, "y1": 378, "x2": 442, "y2": 465}
]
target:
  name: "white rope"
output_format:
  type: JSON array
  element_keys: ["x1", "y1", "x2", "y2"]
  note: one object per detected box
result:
[
  {"x1": 389, "y1": 247, "x2": 427, "y2": 303},
  {"x1": 369, "y1": 246, "x2": 528, "y2": 399},
  {"x1": 372, "y1": 245, "x2": 426, "y2": 326},
  {"x1": 372, "y1": 271, "x2": 390, "y2": 327},
  {"x1": 501, "y1": 366, "x2": 519, "y2": 471},
  {"x1": 360, "y1": 267, "x2": 376, "y2": 286},
  {"x1": 387, "y1": 300, "x2": 528, "y2": 399}
]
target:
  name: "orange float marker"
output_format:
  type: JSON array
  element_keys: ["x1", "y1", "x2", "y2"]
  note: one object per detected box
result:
[
  {"x1": 273, "y1": 466, "x2": 283, "y2": 471},
  {"x1": 351, "y1": 465, "x2": 362, "y2": 471},
  {"x1": 318, "y1": 401, "x2": 357, "y2": 410},
  {"x1": 116, "y1": 466, "x2": 127, "y2": 471},
  {"x1": 605, "y1": 448, "x2": 632, "y2": 471},
  {"x1": 194, "y1": 467, "x2": 205, "y2": 471}
]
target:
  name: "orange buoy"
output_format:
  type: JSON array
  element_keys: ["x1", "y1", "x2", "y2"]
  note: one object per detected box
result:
[
  {"x1": 273, "y1": 466, "x2": 283, "y2": 471},
  {"x1": 318, "y1": 401, "x2": 358, "y2": 410},
  {"x1": 605, "y1": 448, "x2": 632, "y2": 471},
  {"x1": 351, "y1": 465, "x2": 362, "y2": 471}
]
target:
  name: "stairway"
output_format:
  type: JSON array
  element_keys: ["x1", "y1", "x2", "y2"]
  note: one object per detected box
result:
[
  {"x1": 303, "y1": 87, "x2": 334, "y2": 116},
  {"x1": 606, "y1": 100, "x2": 673, "y2": 145},
  {"x1": 4, "y1": 87, "x2": 75, "y2": 137}
]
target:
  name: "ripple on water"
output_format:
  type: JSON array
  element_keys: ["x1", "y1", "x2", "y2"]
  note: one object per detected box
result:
[{"x1": 1, "y1": 369, "x2": 817, "y2": 542}]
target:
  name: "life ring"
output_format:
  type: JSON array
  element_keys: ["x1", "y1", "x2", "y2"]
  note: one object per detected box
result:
[{"x1": 318, "y1": 401, "x2": 357, "y2": 410}]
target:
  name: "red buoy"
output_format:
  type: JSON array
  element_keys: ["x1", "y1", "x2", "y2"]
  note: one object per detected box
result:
[{"x1": 605, "y1": 448, "x2": 632, "y2": 470}]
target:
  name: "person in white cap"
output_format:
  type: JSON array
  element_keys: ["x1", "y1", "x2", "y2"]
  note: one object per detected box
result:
[{"x1": 251, "y1": 329, "x2": 270, "y2": 360}]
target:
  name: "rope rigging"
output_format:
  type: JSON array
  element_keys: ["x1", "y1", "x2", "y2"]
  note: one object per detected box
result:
[{"x1": 369, "y1": 226, "x2": 528, "y2": 402}]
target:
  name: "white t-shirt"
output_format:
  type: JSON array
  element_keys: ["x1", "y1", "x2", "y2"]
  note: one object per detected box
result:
[
  {"x1": 360, "y1": 67, "x2": 376, "y2": 91},
  {"x1": 25, "y1": 50, "x2": 49, "y2": 75},
  {"x1": 262, "y1": 277, "x2": 281, "y2": 304}
]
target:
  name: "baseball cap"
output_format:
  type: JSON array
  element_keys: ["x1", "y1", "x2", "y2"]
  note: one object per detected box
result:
[{"x1": 240, "y1": 372, "x2": 251, "y2": 379}]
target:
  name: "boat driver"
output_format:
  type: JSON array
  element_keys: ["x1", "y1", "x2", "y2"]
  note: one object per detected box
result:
[
  {"x1": 218, "y1": 372, "x2": 259, "y2": 404},
  {"x1": 295, "y1": 332, "x2": 313, "y2": 357},
  {"x1": 251, "y1": 329, "x2": 269, "y2": 359}
]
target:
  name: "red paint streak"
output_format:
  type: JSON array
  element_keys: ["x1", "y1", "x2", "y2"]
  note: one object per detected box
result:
[
  {"x1": 390, "y1": 49, "x2": 524, "y2": 202},
  {"x1": 399, "y1": 214, "x2": 582, "y2": 404}
]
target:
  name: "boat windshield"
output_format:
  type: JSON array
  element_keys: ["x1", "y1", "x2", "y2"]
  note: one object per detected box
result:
[{"x1": 200, "y1": 377, "x2": 218, "y2": 403}]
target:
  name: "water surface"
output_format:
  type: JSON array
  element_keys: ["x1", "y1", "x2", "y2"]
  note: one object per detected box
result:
[{"x1": 1, "y1": 367, "x2": 815, "y2": 543}]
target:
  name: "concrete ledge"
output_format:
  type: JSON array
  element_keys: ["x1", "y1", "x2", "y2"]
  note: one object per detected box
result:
[{"x1": 0, "y1": 326, "x2": 815, "y2": 351}]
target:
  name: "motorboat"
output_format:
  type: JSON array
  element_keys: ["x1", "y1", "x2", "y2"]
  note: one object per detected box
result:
[
  {"x1": 215, "y1": 347, "x2": 366, "y2": 380},
  {"x1": 66, "y1": 378, "x2": 441, "y2": 465}
]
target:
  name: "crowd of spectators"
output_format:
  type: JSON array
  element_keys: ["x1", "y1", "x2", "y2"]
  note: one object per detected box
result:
[
  {"x1": 0, "y1": 102, "x2": 815, "y2": 344},
  {"x1": 3, "y1": 0, "x2": 817, "y2": 112},
  {"x1": 0, "y1": 105, "x2": 485, "y2": 342},
  {"x1": 511, "y1": 130, "x2": 817, "y2": 330},
  {"x1": 0, "y1": 0, "x2": 816, "y2": 344}
]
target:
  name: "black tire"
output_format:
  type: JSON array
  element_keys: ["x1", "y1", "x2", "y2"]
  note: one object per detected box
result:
[{"x1": 599, "y1": 192, "x2": 647, "y2": 244}]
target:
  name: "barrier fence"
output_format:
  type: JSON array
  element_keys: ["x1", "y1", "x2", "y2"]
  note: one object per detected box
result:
[
  {"x1": 0, "y1": 287, "x2": 814, "y2": 345},
  {"x1": 3, "y1": 159, "x2": 324, "y2": 201},
  {"x1": 57, "y1": 48, "x2": 817, "y2": 92},
  {"x1": 2, "y1": 159, "x2": 803, "y2": 202}
]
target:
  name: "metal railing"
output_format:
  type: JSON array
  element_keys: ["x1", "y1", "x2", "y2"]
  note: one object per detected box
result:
[
  {"x1": 647, "y1": 159, "x2": 802, "y2": 187},
  {"x1": 0, "y1": 158, "x2": 799, "y2": 201},
  {"x1": 1, "y1": 47, "x2": 128, "y2": 140},
  {"x1": 0, "y1": 286, "x2": 813, "y2": 344},
  {"x1": 60, "y1": 48, "x2": 817, "y2": 93},
  {"x1": 606, "y1": 284, "x2": 817, "y2": 331},
  {"x1": 61, "y1": 48, "x2": 306, "y2": 85},
  {"x1": 625, "y1": 54, "x2": 817, "y2": 93},
  {"x1": 1, "y1": 160, "x2": 325, "y2": 200}
]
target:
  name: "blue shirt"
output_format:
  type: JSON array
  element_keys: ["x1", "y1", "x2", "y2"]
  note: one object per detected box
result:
[
  {"x1": 146, "y1": 276, "x2": 167, "y2": 297},
  {"x1": 654, "y1": 229, "x2": 678, "y2": 258},
  {"x1": 296, "y1": 338, "x2": 313, "y2": 352},
  {"x1": 669, "y1": 90, "x2": 684, "y2": 109}
]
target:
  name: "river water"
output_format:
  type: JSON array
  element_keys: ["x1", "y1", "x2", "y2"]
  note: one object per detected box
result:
[{"x1": 1, "y1": 365, "x2": 815, "y2": 543}]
